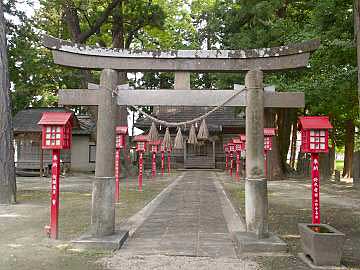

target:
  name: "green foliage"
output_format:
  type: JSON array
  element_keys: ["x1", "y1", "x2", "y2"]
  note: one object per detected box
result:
[{"x1": 6, "y1": 0, "x2": 360, "y2": 150}]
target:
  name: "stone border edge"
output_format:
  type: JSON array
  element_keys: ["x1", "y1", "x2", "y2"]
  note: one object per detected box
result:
[{"x1": 119, "y1": 173, "x2": 185, "y2": 237}]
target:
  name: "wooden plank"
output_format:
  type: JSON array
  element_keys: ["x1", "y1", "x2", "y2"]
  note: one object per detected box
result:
[
  {"x1": 116, "y1": 90, "x2": 305, "y2": 108},
  {"x1": 58, "y1": 89, "x2": 102, "y2": 105}
]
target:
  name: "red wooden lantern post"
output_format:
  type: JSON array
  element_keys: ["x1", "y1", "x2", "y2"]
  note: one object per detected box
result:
[
  {"x1": 167, "y1": 147, "x2": 172, "y2": 175},
  {"x1": 149, "y1": 140, "x2": 161, "y2": 178},
  {"x1": 38, "y1": 112, "x2": 73, "y2": 240},
  {"x1": 223, "y1": 144, "x2": 229, "y2": 170},
  {"x1": 160, "y1": 144, "x2": 165, "y2": 176},
  {"x1": 232, "y1": 138, "x2": 243, "y2": 181},
  {"x1": 115, "y1": 126, "x2": 128, "y2": 202},
  {"x1": 239, "y1": 134, "x2": 246, "y2": 177},
  {"x1": 263, "y1": 128, "x2": 276, "y2": 178},
  {"x1": 134, "y1": 135, "x2": 148, "y2": 192},
  {"x1": 228, "y1": 142, "x2": 235, "y2": 177},
  {"x1": 299, "y1": 116, "x2": 332, "y2": 224}
]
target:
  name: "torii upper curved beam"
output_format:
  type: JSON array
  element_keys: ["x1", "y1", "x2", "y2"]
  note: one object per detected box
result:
[{"x1": 43, "y1": 35, "x2": 319, "y2": 72}]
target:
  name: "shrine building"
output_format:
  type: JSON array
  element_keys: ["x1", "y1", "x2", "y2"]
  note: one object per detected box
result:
[{"x1": 136, "y1": 106, "x2": 245, "y2": 169}]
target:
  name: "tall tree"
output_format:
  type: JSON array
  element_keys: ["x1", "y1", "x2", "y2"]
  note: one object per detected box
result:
[
  {"x1": 0, "y1": 0, "x2": 16, "y2": 204},
  {"x1": 355, "y1": 0, "x2": 360, "y2": 112}
]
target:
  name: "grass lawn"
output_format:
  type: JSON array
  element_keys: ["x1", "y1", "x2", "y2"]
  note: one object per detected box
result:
[{"x1": 335, "y1": 160, "x2": 344, "y2": 172}]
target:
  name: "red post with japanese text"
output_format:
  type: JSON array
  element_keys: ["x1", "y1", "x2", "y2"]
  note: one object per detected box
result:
[
  {"x1": 311, "y1": 153, "x2": 320, "y2": 224},
  {"x1": 50, "y1": 149, "x2": 60, "y2": 239}
]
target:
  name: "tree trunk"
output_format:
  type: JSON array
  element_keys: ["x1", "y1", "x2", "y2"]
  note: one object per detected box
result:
[
  {"x1": 0, "y1": 2, "x2": 16, "y2": 204},
  {"x1": 112, "y1": 1, "x2": 128, "y2": 126},
  {"x1": 343, "y1": 119, "x2": 355, "y2": 177},
  {"x1": 289, "y1": 122, "x2": 297, "y2": 169},
  {"x1": 277, "y1": 108, "x2": 297, "y2": 173},
  {"x1": 264, "y1": 108, "x2": 283, "y2": 179},
  {"x1": 355, "y1": 0, "x2": 360, "y2": 111},
  {"x1": 297, "y1": 152, "x2": 311, "y2": 176},
  {"x1": 319, "y1": 152, "x2": 331, "y2": 181}
]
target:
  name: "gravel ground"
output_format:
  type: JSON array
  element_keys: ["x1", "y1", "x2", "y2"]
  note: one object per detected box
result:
[{"x1": 103, "y1": 252, "x2": 259, "y2": 270}]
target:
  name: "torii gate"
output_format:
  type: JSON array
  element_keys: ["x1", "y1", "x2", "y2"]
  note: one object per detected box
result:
[{"x1": 43, "y1": 35, "x2": 319, "y2": 249}]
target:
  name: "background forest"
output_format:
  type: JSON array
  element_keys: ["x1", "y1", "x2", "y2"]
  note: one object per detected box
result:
[{"x1": 5, "y1": 0, "x2": 359, "y2": 178}]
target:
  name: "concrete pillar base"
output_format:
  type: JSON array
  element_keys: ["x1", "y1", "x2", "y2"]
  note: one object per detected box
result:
[
  {"x1": 90, "y1": 177, "x2": 115, "y2": 237},
  {"x1": 235, "y1": 232, "x2": 287, "y2": 254},
  {"x1": 245, "y1": 178, "x2": 269, "y2": 239}
]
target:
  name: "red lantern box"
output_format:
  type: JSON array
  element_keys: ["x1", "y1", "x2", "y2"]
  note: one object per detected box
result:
[
  {"x1": 114, "y1": 126, "x2": 128, "y2": 202},
  {"x1": 149, "y1": 140, "x2": 161, "y2": 153},
  {"x1": 38, "y1": 112, "x2": 73, "y2": 240},
  {"x1": 133, "y1": 135, "x2": 149, "y2": 192},
  {"x1": 228, "y1": 142, "x2": 235, "y2": 153},
  {"x1": 232, "y1": 138, "x2": 244, "y2": 152},
  {"x1": 149, "y1": 140, "x2": 161, "y2": 178},
  {"x1": 223, "y1": 144, "x2": 230, "y2": 170},
  {"x1": 239, "y1": 134, "x2": 246, "y2": 150},
  {"x1": 298, "y1": 116, "x2": 332, "y2": 153},
  {"x1": 232, "y1": 138, "x2": 243, "y2": 180},
  {"x1": 38, "y1": 112, "x2": 73, "y2": 150},
  {"x1": 116, "y1": 126, "x2": 128, "y2": 149},
  {"x1": 264, "y1": 128, "x2": 277, "y2": 151},
  {"x1": 228, "y1": 142, "x2": 235, "y2": 176},
  {"x1": 134, "y1": 135, "x2": 148, "y2": 152}
]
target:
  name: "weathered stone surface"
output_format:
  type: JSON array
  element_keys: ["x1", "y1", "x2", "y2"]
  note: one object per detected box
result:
[
  {"x1": 244, "y1": 70, "x2": 269, "y2": 239},
  {"x1": 72, "y1": 230, "x2": 128, "y2": 250},
  {"x1": 174, "y1": 72, "x2": 190, "y2": 90},
  {"x1": 90, "y1": 177, "x2": 116, "y2": 237},
  {"x1": 90, "y1": 69, "x2": 118, "y2": 237},
  {"x1": 59, "y1": 89, "x2": 305, "y2": 107},
  {"x1": 43, "y1": 35, "x2": 319, "y2": 59},
  {"x1": 245, "y1": 179, "x2": 268, "y2": 239},
  {"x1": 43, "y1": 35, "x2": 319, "y2": 71},
  {"x1": 298, "y1": 223, "x2": 345, "y2": 267},
  {"x1": 245, "y1": 70, "x2": 265, "y2": 179},
  {"x1": 235, "y1": 232, "x2": 287, "y2": 254}
]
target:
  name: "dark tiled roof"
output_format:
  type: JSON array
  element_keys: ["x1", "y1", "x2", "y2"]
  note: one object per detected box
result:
[
  {"x1": 136, "y1": 107, "x2": 245, "y2": 132},
  {"x1": 13, "y1": 107, "x2": 94, "y2": 135}
]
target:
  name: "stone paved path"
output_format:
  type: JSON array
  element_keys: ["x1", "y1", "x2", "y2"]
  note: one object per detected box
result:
[{"x1": 120, "y1": 171, "x2": 237, "y2": 258}]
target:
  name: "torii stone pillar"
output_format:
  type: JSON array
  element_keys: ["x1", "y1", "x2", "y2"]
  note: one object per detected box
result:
[
  {"x1": 245, "y1": 70, "x2": 268, "y2": 239},
  {"x1": 90, "y1": 69, "x2": 118, "y2": 236},
  {"x1": 175, "y1": 72, "x2": 190, "y2": 90}
]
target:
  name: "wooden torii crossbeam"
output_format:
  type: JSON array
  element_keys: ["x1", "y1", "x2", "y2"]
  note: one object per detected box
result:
[{"x1": 43, "y1": 35, "x2": 319, "y2": 248}]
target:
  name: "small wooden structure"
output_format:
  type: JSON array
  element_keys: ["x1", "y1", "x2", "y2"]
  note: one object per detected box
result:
[{"x1": 13, "y1": 108, "x2": 95, "y2": 175}]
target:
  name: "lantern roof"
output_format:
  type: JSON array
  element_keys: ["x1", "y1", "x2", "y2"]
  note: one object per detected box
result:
[
  {"x1": 133, "y1": 134, "x2": 149, "y2": 142},
  {"x1": 116, "y1": 126, "x2": 128, "y2": 135},
  {"x1": 149, "y1": 140, "x2": 161, "y2": 145},
  {"x1": 232, "y1": 138, "x2": 242, "y2": 144},
  {"x1": 264, "y1": 128, "x2": 277, "y2": 136},
  {"x1": 298, "y1": 116, "x2": 333, "y2": 130},
  {"x1": 38, "y1": 112, "x2": 73, "y2": 126}
]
